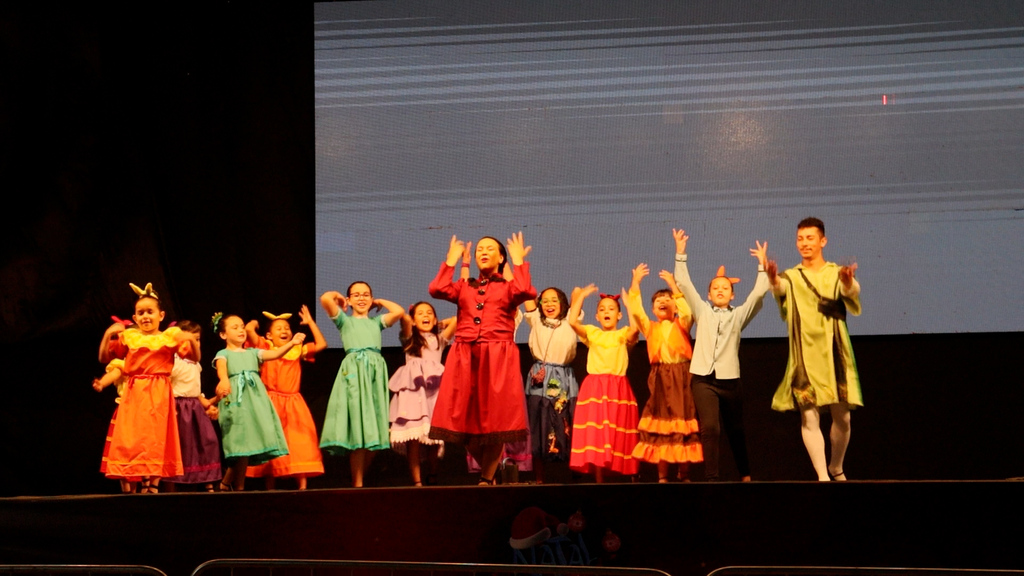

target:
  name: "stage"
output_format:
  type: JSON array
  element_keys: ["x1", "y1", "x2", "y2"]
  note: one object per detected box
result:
[{"x1": 2, "y1": 480, "x2": 1021, "y2": 576}]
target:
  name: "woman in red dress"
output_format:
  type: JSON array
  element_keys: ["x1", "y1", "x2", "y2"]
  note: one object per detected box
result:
[{"x1": 428, "y1": 232, "x2": 536, "y2": 485}]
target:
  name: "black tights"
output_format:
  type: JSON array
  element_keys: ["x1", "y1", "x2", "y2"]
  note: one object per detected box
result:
[{"x1": 691, "y1": 373, "x2": 750, "y2": 481}]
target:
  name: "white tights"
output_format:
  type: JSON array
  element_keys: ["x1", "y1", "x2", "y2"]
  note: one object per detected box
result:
[{"x1": 800, "y1": 403, "x2": 851, "y2": 481}]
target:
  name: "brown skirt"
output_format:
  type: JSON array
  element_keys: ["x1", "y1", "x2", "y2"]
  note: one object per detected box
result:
[{"x1": 631, "y1": 362, "x2": 703, "y2": 464}]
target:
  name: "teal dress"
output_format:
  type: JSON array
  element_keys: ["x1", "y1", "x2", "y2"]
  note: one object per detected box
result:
[
  {"x1": 214, "y1": 348, "x2": 289, "y2": 463},
  {"x1": 320, "y1": 314, "x2": 390, "y2": 455}
]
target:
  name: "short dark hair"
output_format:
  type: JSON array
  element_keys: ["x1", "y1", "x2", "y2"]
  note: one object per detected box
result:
[
  {"x1": 177, "y1": 319, "x2": 202, "y2": 336},
  {"x1": 650, "y1": 288, "x2": 673, "y2": 306},
  {"x1": 216, "y1": 314, "x2": 242, "y2": 334},
  {"x1": 797, "y1": 217, "x2": 825, "y2": 236},
  {"x1": 707, "y1": 276, "x2": 735, "y2": 294},
  {"x1": 347, "y1": 281, "x2": 373, "y2": 298},
  {"x1": 537, "y1": 287, "x2": 569, "y2": 320}
]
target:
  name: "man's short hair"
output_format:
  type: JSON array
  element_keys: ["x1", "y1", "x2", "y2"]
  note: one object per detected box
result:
[{"x1": 797, "y1": 217, "x2": 825, "y2": 236}]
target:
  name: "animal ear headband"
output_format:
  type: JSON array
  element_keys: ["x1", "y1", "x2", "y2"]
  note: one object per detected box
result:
[
  {"x1": 714, "y1": 266, "x2": 741, "y2": 285},
  {"x1": 262, "y1": 311, "x2": 293, "y2": 321},
  {"x1": 598, "y1": 293, "x2": 621, "y2": 302},
  {"x1": 129, "y1": 282, "x2": 159, "y2": 300}
]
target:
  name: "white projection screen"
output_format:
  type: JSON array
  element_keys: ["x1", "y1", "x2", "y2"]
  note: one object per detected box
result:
[{"x1": 314, "y1": 1, "x2": 1024, "y2": 346}]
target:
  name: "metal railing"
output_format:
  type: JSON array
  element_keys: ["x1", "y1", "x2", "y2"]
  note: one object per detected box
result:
[
  {"x1": 0, "y1": 566, "x2": 168, "y2": 576},
  {"x1": 190, "y1": 559, "x2": 673, "y2": 576},
  {"x1": 708, "y1": 568, "x2": 1024, "y2": 576}
]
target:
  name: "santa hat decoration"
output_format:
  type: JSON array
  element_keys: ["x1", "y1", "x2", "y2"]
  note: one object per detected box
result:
[
  {"x1": 509, "y1": 507, "x2": 568, "y2": 549},
  {"x1": 714, "y1": 266, "x2": 741, "y2": 285}
]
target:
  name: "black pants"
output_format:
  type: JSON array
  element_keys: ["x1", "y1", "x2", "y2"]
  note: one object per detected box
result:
[{"x1": 691, "y1": 372, "x2": 750, "y2": 481}]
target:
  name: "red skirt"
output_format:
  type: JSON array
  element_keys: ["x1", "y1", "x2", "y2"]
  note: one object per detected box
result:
[
  {"x1": 428, "y1": 340, "x2": 528, "y2": 445},
  {"x1": 570, "y1": 374, "x2": 639, "y2": 475}
]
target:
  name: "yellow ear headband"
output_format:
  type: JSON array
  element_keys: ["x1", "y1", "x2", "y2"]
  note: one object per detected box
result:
[
  {"x1": 262, "y1": 311, "x2": 293, "y2": 321},
  {"x1": 129, "y1": 282, "x2": 159, "y2": 300}
]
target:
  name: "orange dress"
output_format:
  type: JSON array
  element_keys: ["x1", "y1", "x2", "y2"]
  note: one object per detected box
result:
[
  {"x1": 246, "y1": 338, "x2": 324, "y2": 478},
  {"x1": 104, "y1": 328, "x2": 186, "y2": 479}
]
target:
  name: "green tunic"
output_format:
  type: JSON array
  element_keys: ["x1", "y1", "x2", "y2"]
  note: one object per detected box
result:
[{"x1": 771, "y1": 262, "x2": 863, "y2": 411}]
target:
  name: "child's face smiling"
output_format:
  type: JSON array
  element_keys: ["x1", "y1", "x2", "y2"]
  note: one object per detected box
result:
[
  {"x1": 412, "y1": 303, "x2": 437, "y2": 332},
  {"x1": 708, "y1": 277, "x2": 735, "y2": 308},
  {"x1": 348, "y1": 283, "x2": 373, "y2": 315},
  {"x1": 220, "y1": 316, "x2": 247, "y2": 347},
  {"x1": 267, "y1": 319, "x2": 293, "y2": 347},
  {"x1": 596, "y1": 298, "x2": 622, "y2": 330},
  {"x1": 651, "y1": 294, "x2": 677, "y2": 321},
  {"x1": 132, "y1": 297, "x2": 165, "y2": 335},
  {"x1": 539, "y1": 289, "x2": 562, "y2": 320}
]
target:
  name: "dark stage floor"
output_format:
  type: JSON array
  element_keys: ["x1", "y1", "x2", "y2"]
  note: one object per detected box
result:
[{"x1": 2, "y1": 480, "x2": 1022, "y2": 576}]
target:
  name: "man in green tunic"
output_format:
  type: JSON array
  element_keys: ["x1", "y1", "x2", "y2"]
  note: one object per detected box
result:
[{"x1": 769, "y1": 217, "x2": 862, "y2": 481}]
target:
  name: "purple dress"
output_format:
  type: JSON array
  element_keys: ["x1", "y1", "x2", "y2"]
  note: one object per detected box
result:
[{"x1": 389, "y1": 332, "x2": 446, "y2": 449}]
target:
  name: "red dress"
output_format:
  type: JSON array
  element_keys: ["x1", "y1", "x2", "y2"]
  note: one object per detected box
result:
[
  {"x1": 246, "y1": 339, "x2": 324, "y2": 478},
  {"x1": 104, "y1": 328, "x2": 186, "y2": 479},
  {"x1": 428, "y1": 262, "x2": 536, "y2": 445}
]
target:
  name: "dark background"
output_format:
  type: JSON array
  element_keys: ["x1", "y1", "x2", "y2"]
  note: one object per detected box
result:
[{"x1": 1, "y1": 3, "x2": 1021, "y2": 498}]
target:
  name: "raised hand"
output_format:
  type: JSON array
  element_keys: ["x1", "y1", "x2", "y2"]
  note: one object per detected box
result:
[
  {"x1": 672, "y1": 228, "x2": 689, "y2": 255},
  {"x1": 291, "y1": 333, "x2": 306, "y2": 345},
  {"x1": 766, "y1": 260, "x2": 779, "y2": 287},
  {"x1": 839, "y1": 262, "x2": 858, "y2": 288},
  {"x1": 298, "y1": 304, "x2": 313, "y2": 325},
  {"x1": 572, "y1": 284, "x2": 598, "y2": 303},
  {"x1": 507, "y1": 231, "x2": 531, "y2": 265},
  {"x1": 462, "y1": 241, "x2": 473, "y2": 265},
  {"x1": 631, "y1": 263, "x2": 650, "y2": 285},
  {"x1": 659, "y1": 269, "x2": 680, "y2": 292},
  {"x1": 750, "y1": 240, "x2": 768, "y2": 268},
  {"x1": 446, "y1": 235, "x2": 467, "y2": 266}
]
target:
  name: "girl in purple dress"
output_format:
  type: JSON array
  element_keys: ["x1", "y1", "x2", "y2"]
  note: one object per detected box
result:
[{"x1": 388, "y1": 302, "x2": 457, "y2": 486}]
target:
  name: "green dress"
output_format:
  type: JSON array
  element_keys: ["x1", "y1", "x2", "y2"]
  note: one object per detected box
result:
[
  {"x1": 771, "y1": 262, "x2": 863, "y2": 411},
  {"x1": 320, "y1": 314, "x2": 390, "y2": 455},
  {"x1": 214, "y1": 348, "x2": 289, "y2": 463}
]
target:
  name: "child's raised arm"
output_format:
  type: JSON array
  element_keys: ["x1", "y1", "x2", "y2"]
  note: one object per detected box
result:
[
  {"x1": 298, "y1": 304, "x2": 328, "y2": 357},
  {"x1": 245, "y1": 319, "x2": 261, "y2": 347},
  {"x1": 568, "y1": 284, "x2": 596, "y2": 338},
  {"x1": 320, "y1": 291, "x2": 347, "y2": 318},
  {"x1": 174, "y1": 330, "x2": 201, "y2": 362},
  {"x1": 626, "y1": 264, "x2": 651, "y2": 329},
  {"x1": 98, "y1": 323, "x2": 125, "y2": 363},
  {"x1": 374, "y1": 298, "x2": 406, "y2": 328},
  {"x1": 262, "y1": 333, "x2": 307, "y2": 362},
  {"x1": 620, "y1": 288, "x2": 641, "y2": 346},
  {"x1": 440, "y1": 316, "x2": 458, "y2": 342}
]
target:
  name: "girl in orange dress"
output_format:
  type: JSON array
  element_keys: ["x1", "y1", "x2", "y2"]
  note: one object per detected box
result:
[
  {"x1": 244, "y1": 305, "x2": 327, "y2": 490},
  {"x1": 97, "y1": 283, "x2": 198, "y2": 493},
  {"x1": 624, "y1": 263, "x2": 702, "y2": 483}
]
